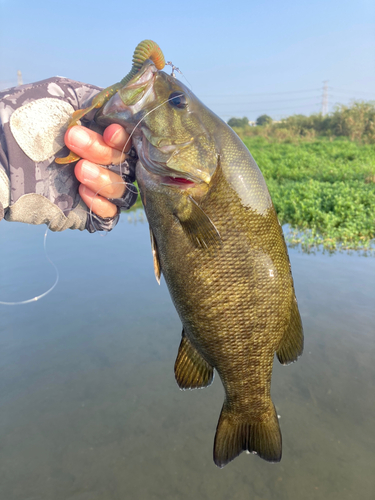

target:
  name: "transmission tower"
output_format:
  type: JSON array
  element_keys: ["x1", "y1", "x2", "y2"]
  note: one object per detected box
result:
[
  {"x1": 321, "y1": 81, "x2": 328, "y2": 116},
  {"x1": 17, "y1": 70, "x2": 23, "y2": 86}
]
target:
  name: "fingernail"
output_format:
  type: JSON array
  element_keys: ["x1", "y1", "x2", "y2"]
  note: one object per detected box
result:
[
  {"x1": 81, "y1": 161, "x2": 100, "y2": 180},
  {"x1": 68, "y1": 127, "x2": 90, "y2": 148}
]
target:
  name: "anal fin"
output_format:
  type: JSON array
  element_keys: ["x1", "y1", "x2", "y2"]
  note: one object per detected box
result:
[
  {"x1": 149, "y1": 227, "x2": 161, "y2": 284},
  {"x1": 174, "y1": 330, "x2": 214, "y2": 389},
  {"x1": 277, "y1": 297, "x2": 304, "y2": 365}
]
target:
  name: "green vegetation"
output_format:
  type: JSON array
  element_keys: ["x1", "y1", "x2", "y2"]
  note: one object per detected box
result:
[
  {"x1": 226, "y1": 102, "x2": 375, "y2": 252},
  {"x1": 130, "y1": 138, "x2": 374, "y2": 251},
  {"x1": 256, "y1": 114, "x2": 272, "y2": 126},
  {"x1": 227, "y1": 116, "x2": 249, "y2": 128},
  {"x1": 230, "y1": 101, "x2": 375, "y2": 144},
  {"x1": 121, "y1": 181, "x2": 142, "y2": 213},
  {"x1": 244, "y1": 136, "x2": 375, "y2": 252},
  {"x1": 128, "y1": 102, "x2": 375, "y2": 253}
]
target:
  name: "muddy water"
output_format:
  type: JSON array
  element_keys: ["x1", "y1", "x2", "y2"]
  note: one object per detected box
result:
[{"x1": 0, "y1": 218, "x2": 374, "y2": 500}]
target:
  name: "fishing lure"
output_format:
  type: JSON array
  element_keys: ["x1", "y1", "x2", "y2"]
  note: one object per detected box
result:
[{"x1": 56, "y1": 40, "x2": 165, "y2": 164}]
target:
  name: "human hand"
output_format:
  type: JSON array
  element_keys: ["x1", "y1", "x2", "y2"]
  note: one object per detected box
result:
[{"x1": 64, "y1": 124, "x2": 132, "y2": 219}]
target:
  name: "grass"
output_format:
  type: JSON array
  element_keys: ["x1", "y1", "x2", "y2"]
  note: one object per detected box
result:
[
  {"x1": 244, "y1": 137, "x2": 375, "y2": 252},
  {"x1": 232, "y1": 101, "x2": 375, "y2": 144},
  {"x1": 128, "y1": 136, "x2": 375, "y2": 253}
]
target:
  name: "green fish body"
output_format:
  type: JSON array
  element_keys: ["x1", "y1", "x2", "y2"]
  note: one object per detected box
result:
[{"x1": 97, "y1": 61, "x2": 303, "y2": 467}]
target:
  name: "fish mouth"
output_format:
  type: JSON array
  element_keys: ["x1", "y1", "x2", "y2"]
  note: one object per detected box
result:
[
  {"x1": 137, "y1": 142, "x2": 205, "y2": 186},
  {"x1": 125, "y1": 61, "x2": 157, "y2": 90},
  {"x1": 98, "y1": 62, "x2": 158, "y2": 126},
  {"x1": 99, "y1": 61, "x2": 214, "y2": 186},
  {"x1": 160, "y1": 176, "x2": 196, "y2": 189},
  {"x1": 118, "y1": 62, "x2": 158, "y2": 111}
]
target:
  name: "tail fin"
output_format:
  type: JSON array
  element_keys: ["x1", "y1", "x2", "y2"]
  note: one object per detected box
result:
[{"x1": 213, "y1": 403, "x2": 282, "y2": 468}]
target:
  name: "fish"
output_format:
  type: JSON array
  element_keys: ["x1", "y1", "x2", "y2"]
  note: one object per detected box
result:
[{"x1": 96, "y1": 60, "x2": 304, "y2": 467}]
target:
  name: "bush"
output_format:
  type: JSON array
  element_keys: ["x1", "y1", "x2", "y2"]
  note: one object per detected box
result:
[
  {"x1": 330, "y1": 102, "x2": 375, "y2": 142},
  {"x1": 256, "y1": 114, "x2": 273, "y2": 126},
  {"x1": 227, "y1": 117, "x2": 249, "y2": 128},
  {"x1": 233, "y1": 101, "x2": 375, "y2": 144},
  {"x1": 244, "y1": 137, "x2": 375, "y2": 251}
]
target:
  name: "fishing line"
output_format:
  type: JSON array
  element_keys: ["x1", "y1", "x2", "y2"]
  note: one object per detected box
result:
[
  {"x1": 0, "y1": 209, "x2": 70, "y2": 306},
  {"x1": 118, "y1": 93, "x2": 185, "y2": 171},
  {"x1": 166, "y1": 61, "x2": 193, "y2": 91},
  {"x1": 91, "y1": 92, "x2": 188, "y2": 231},
  {"x1": 87, "y1": 180, "x2": 139, "y2": 233},
  {"x1": 0, "y1": 85, "x2": 185, "y2": 305},
  {"x1": 177, "y1": 69, "x2": 193, "y2": 92},
  {"x1": 92, "y1": 92, "x2": 187, "y2": 231},
  {"x1": 0, "y1": 199, "x2": 117, "y2": 306},
  {"x1": 0, "y1": 227, "x2": 59, "y2": 306},
  {"x1": 181, "y1": 74, "x2": 193, "y2": 91}
]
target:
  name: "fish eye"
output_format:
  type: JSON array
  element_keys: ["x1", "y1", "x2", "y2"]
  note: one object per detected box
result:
[{"x1": 169, "y1": 92, "x2": 188, "y2": 109}]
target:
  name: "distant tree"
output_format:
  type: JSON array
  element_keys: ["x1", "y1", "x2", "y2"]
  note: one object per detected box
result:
[
  {"x1": 256, "y1": 114, "x2": 273, "y2": 126},
  {"x1": 227, "y1": 117, "x2": 249, "y2": 128}
]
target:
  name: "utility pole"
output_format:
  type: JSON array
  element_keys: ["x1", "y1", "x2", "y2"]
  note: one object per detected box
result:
[
  {"x1": 17, "y1": 70, "x2": 23, "y2": 86},
  {"x1": 321, "y1": 80, "x2": 328, "y2": 116}
]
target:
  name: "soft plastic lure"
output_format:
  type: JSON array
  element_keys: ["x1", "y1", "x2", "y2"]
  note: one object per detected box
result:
[{"x1": 56, "y1": 40, "x2": 165, "y2": 164}]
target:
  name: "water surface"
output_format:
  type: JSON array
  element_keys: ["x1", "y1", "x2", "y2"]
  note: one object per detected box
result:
[{"x1": 0, "y1": 218, "x2": 374, "y2": 500}]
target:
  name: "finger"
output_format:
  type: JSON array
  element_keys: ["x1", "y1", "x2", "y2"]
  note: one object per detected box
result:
[
  {"x1": 103, "y1": 124, "x2": 132, "y2": 153},
  {"x1": 75, "y1": 160, "x2": 126, "y2": 199},
  {"x1": 79, "y1": 184, "x2": 118, "y2": 219},
  {"x1": 65, "y1": 126, "x2": 126, "y2": 165}
]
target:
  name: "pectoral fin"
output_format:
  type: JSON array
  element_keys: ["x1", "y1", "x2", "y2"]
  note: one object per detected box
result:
[
  {"x1": 276, "y1": 297, "x2": 304, "y2": 365},
  {"x1": 175, "y1": 195, "x2": 222, "y2": 250},
  {"x1": 149, "y1": 227, "x2": 161, "y2": 284},
  {"x1": 174, "y1": 330, "x2": 214, "y2": 389}
]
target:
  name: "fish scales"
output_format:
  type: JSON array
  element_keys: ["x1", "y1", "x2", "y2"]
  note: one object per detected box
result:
[
  {"x1": 97, "y1": 58, "x2": 303, "y2": 467},
  {"x1": 143, "y1": 155, "x2": 293, "y2": 412}
]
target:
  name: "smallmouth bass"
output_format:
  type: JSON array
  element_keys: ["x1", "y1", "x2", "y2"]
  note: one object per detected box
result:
[{"x1": 97, "y1": 61, "x2": 303, "y2": 467}]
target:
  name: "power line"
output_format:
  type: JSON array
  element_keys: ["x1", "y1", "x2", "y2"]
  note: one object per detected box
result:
[
  {"x1": 200, "y1": 88, "x2": 322, "y2": 98},
  {"x1": 201, "y1": 86, "x2": 374, "y2": 100},
  {"x1": 322, "y1": 81, "x2": 329, "y2": 116},
  {"x1": 330, "y1": 87, "x2": 375, "y2": 96},
  {"x1": 218, "y1": 102, "x2": 322, "y2": 117},
  {"x1": 0, "y1": 80, "x2": 15, "y2": 88},
  {"x1": 207, "y1": 95, "x2": 323, "y2": 105}
]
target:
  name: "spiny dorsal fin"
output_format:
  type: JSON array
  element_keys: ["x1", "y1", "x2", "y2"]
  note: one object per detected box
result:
[
  {"x1": 176, "y1": 195, "x2": 222, "y2": 250},
  {"x1": 214, "y1": 403, "x2": 282, "y2": 468},
  {"x1": 149, "y1": 227, "x2": 161, "y2": 285},
  {"x1": 174, "y1": 330, "x2": 214, "y2": 389},
  {"x1": 276, "y1": 297, "x2": 304, "y2": 365}
]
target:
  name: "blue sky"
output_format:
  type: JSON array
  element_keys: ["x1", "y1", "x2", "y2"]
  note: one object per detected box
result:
[{"x1": 0, "y1": 0, "x2": 374, "y2": 121}]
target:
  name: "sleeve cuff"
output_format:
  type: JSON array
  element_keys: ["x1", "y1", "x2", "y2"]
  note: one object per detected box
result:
[
  {"x1": 85, "y1": 207, "x2": 121, "y2": 233},
  {"x1": 107, "y1": 174, "x2": 139, "y2": 209}
]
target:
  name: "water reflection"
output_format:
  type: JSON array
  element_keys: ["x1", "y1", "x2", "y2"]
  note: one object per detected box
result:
[{"x1": 0, "y1": 220, "x2": 374, "y2": 499}]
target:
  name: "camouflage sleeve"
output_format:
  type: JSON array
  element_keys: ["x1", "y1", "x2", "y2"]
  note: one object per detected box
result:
[{"x1": 0, "y1": 77, "x2": 137, "y2": 232}]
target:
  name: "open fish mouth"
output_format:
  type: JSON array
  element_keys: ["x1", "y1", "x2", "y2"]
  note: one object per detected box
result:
[
  {"x1": 124, "y1": 61, "x2": 157, "y2": 89},
  {"x1": 137, "y1": 145, "x2": 203, "y2": 186},
  {"x1": 98, "y1": 60, "x2": 215, "y2": 186},
  {"x1": 98, "y1": 62, "x2": 158, "y2": 122},
  {"x1": 117, "y1": 62, "x2": 158, "y2": 107},
  {"x1": 160, "y1": 176, "x2": 196, "y2": 189},
  {"x1": 137, "y1": 136, "x2": 210, "y2": 186}
]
